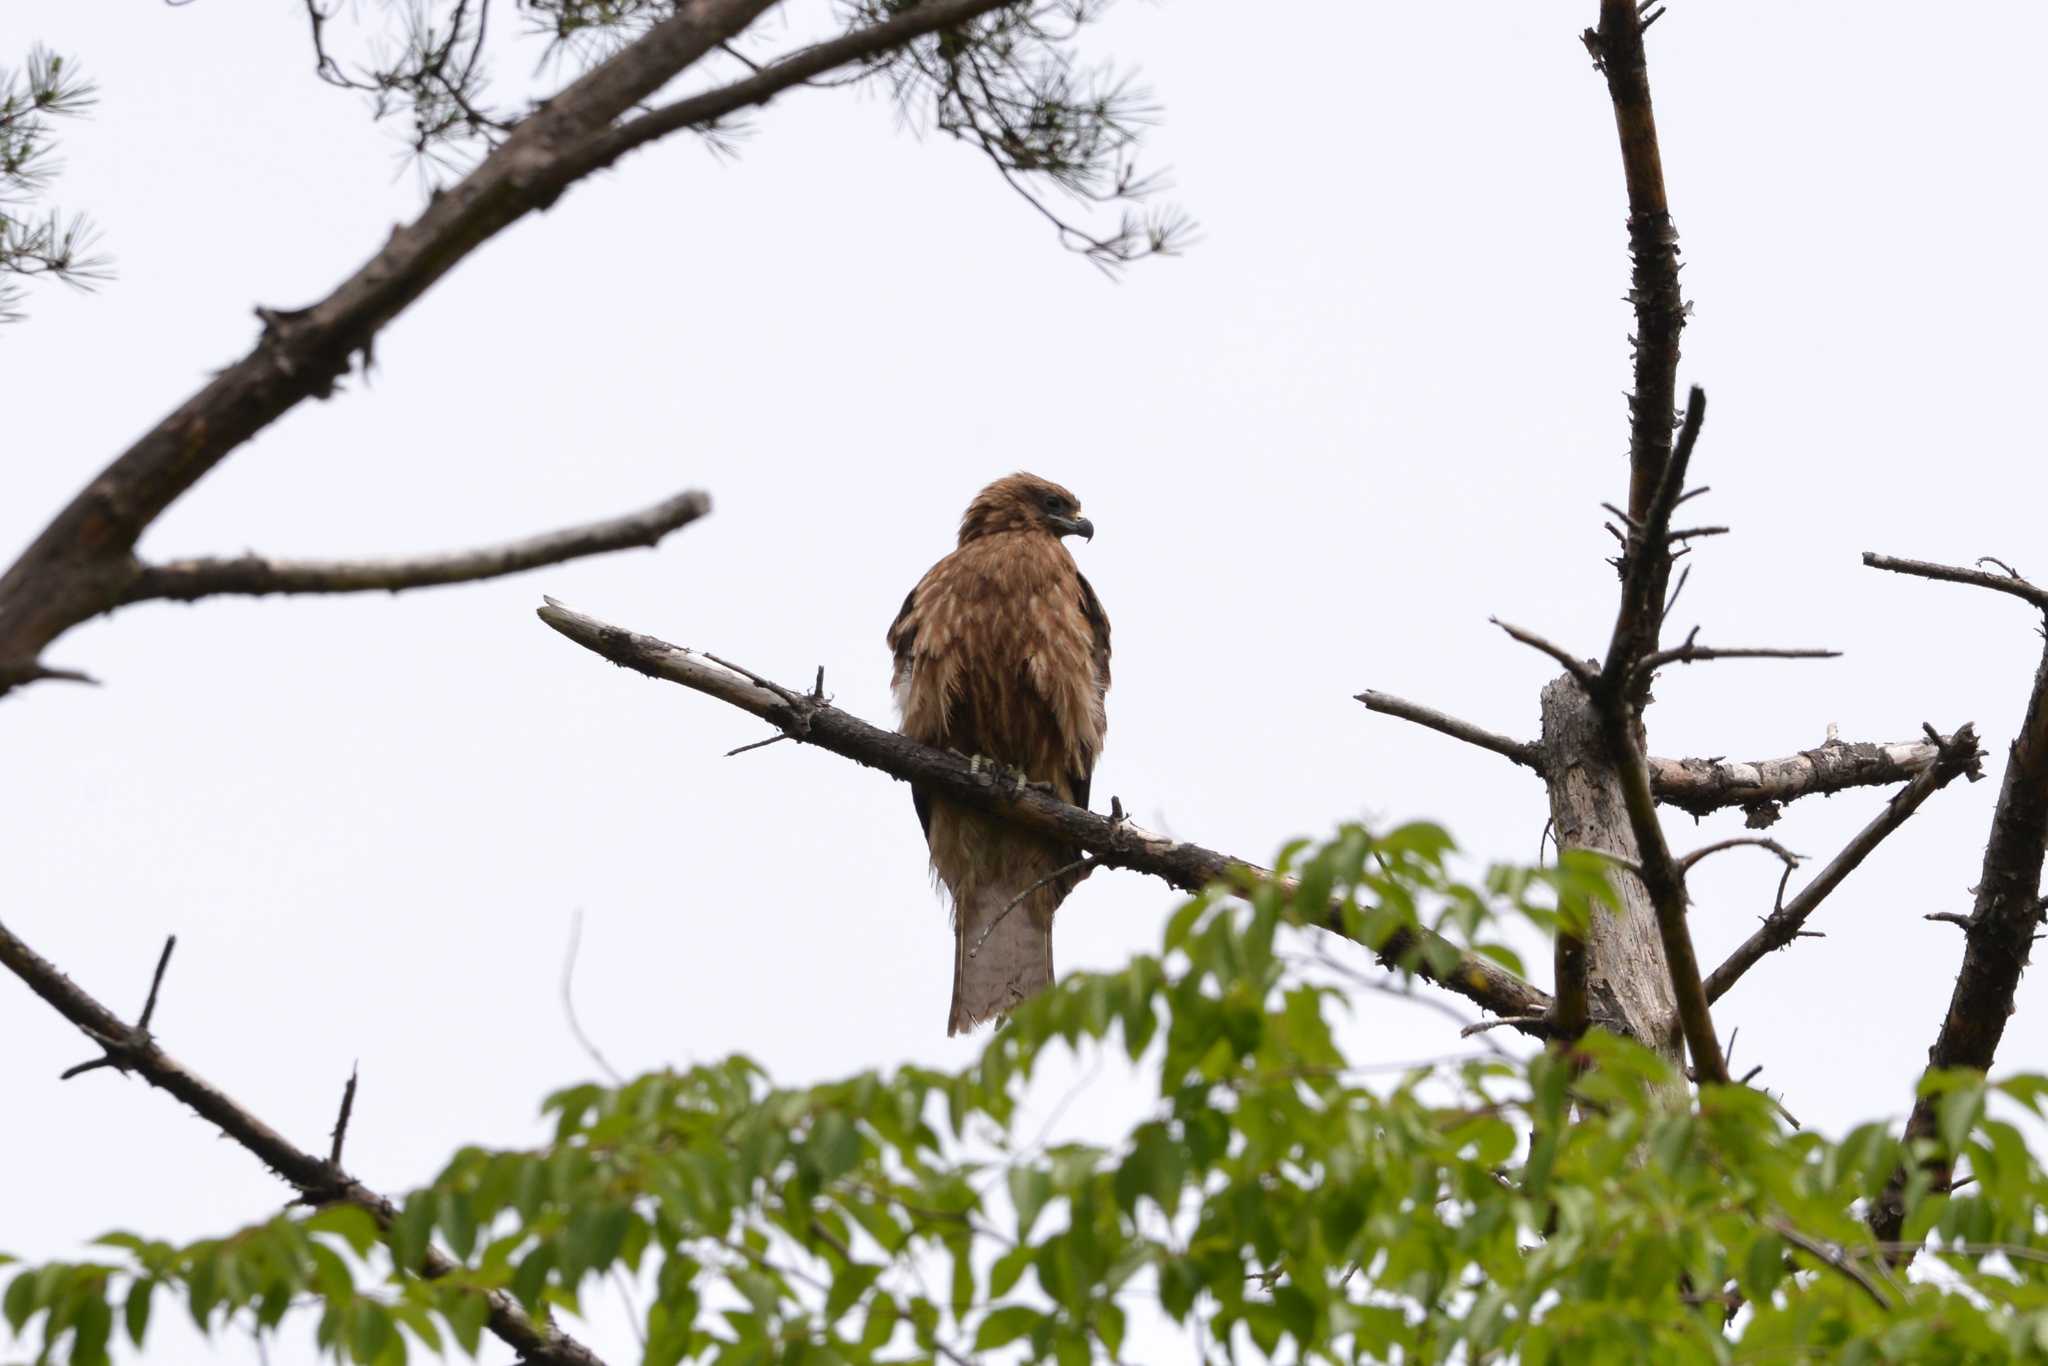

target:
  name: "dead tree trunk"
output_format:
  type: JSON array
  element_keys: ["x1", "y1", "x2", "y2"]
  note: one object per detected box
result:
[{"x1": 1541, "y1": 678, "x2": 1679, "y2": 1060}]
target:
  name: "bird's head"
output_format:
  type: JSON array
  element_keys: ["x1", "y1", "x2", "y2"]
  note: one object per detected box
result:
[{"x1": 957, "y1": 473, "x2": 1094, "y2": 546}]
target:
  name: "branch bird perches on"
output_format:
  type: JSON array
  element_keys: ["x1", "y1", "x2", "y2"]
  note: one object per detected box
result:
[{"x1": 534, "y1": 598, "x2": 1557, "y2": 1031}]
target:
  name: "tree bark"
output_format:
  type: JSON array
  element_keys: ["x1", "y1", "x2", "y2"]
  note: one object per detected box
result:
[{"x1": 1540, "y1": 677, "x2": 1680, "y2": 1060}]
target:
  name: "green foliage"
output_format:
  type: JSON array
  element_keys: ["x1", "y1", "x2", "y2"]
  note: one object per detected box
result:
[
  {"x1": 302, "y1": 1, "x2": 1187, "y2": 266},
  {"x1": 8, "y1": 823, "x2": 2048, "y2": 1363},
  {"x1": 0, "y1": 47, "x2": 104, "y2": 324}
]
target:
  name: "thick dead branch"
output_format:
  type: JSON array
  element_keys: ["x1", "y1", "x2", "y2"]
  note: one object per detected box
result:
[
  {"x1": 1650, "y1": 731, "x2": 1964, "y2": 823},
  {"x1": 1869, "y1": 584, "x2": 2048, "y2": 1253},
  {"x1": 1354, "y1": 690, "x2": 1545, "y2": 773},
  {"x1": 0, "y1": 0, "x2": 1006, "y2": 695},
  {"x1": 0, "y1": 919, "x2": 606, "y2": 1366},
  {"x1": 121, "y1": 490, "x2": 709, "y2": 603},
  {"x1": 536, "y1": 599, "x2": 1556, "y2": 1028},
  {"x1": 1357, "y1": 686, "x2": 1949, "y2": 821},
  {"x1": 1704, "y1": 724, "x2": 1984, "y2": 1003}
]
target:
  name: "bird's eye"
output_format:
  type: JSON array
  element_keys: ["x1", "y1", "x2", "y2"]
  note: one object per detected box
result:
[{"x1": 1042, "y1": 493, "x2": 1064, "y2": 513}]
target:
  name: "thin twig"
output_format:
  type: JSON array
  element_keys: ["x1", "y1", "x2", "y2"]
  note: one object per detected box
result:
[
  {"x1": 1355, "y1": 690, "x2": 1545, "y2": 772},
  {"x1": 59, "y1": 934, "x2": 177, "y2": 1080},
  {"x1": 328, "y1": 1065, "x2": 359, "y2": 1166},
  {"x1": 561, "y1": 910, "x2": 625, "y2": 1085},
  {"x1": 1489, "y1": 618, "x2": 1598, "y2": 688},
  {"x1": 1460, "y1": 1015, "x2": 1553, "y2": 1039},
  {"x1": 1635, "y1": 639, "x2": 1842, "y2": 677},
  {"x1": 1678, "y1": 837, "x2": 1801, "y2": 876},
  {"x1": 969, "y1": 857, "x2": 1097, "y2": 958},
  {"x1": 137, "y1": 934, "x2": 176, "y2": 1030},
  {"x1": 1768, "y1": 1219, "x2": 1893, "y2": 1311}
]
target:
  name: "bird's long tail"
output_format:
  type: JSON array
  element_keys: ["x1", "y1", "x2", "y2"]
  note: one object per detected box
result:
[{"x1": 949, "y1": 880, "x2": 1055, "y2": 1036}]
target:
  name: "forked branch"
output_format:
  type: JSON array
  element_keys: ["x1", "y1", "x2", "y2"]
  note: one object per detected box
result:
[
  {"x1": 0, "y1": 0, "x2": 1021, "y2": 695},
  {"x1": 0, "y1": 919, "x2": 606, "y2": 1366},
  {"x1": 1704, "y1": 724, "x2": 1984, "y2": 1003}
]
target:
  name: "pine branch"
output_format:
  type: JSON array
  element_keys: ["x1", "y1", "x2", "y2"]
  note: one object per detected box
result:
[{"x1": 123, "y1": 490, "x2": 708, "y2": 603}]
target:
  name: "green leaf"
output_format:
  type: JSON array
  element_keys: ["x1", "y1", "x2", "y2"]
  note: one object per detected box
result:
[
  {"x1": 444, "y1": 1291, "x2": 489, "y2": 1356},
  {"x1": 824, "y1": 1262, "x2": 881, "y2": 1323},
  {"x1": 859, "y1": 1293, "x2": 899, "y2": 1352},
  {"x1": 1009, "y1": 1165, "x2": 1053, "y2": 1241},
  {"x1": 437, "y1": 1189, "x2": 479, "y2": 1263},
  {"x1": 974, "y1": 1304, "x2": 1040, "y2": 1350},
  {"x1": 989, "y1": 1244, "x2": 1034, "y2": 1299},
  {"x1": 5, "y1": 1268, "x2": 38, "y2": 1333},
  {"x1": 124, "y1": 1277, "x2": 155, "y2": 1348},
  {"x1": 1742, "y1": 1230, "x2": 1786, "y2": 1301},
  {"x1": 305, "y1": 1205, "x2": 382, "y2": 1257},
  {"x1": 1938, "y1": 1078, "x2": 1987, "y2": 1154}
]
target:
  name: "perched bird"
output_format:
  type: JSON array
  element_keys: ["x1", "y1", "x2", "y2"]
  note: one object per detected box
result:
[{"x1": 888, "y1": 473, "x2": 1111, "y2": 1034}]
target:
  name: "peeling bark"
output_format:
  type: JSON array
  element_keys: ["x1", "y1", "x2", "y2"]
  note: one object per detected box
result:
[{"x1": 1540, "y1": 677, "x2": 1680, "y2": 1059}]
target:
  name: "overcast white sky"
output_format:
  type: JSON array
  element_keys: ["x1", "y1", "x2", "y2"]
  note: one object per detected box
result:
[{"x1": 4, "y1": 1, "x2": 2046, "y2": 1361}]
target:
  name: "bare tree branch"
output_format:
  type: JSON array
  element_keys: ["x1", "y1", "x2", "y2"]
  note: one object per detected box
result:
[
  {"x1": 1863, "y1": 552, "x2": 2048, "y2": 613},
  {"x1": 1768, "y1": 1219, "x2": 1895, "y2": 1312},
  {"x1": 1, "y1": 0, "x2": 996, "y2": 695},
  {"x1": 1677, "y1": 836, "x2": 1801, "y2": 877},
  {"x1": 1650, "y1": 731, "x2": 1966, "y2": 822},
  {"x1": 122, "y1": 490, "x2": 708, "y2": 604},
  {"x1": 0, "y1": 918, "x2": 607, "y2": 1366},
  {"x1": 1355, "y1": 690, "x2": 1546, "y2": 773},
  {"x1": 535, "y1": 599, "x2": 1557, "y2": 1029},
  {"x1": 1490, "y1": 618, "x2": 1598, "y2": 688},
  {"x1": 558, "y1": 0, "x2": 1020, "y2": 183},
  {"x1": 1872, "y1": 648, "x2": 2048, "y2": 1253},
  {"x1": 1634, "y1": 637, "x2": 1841, "y2": 679},
  {"x1": 1356, "y1": 685, "x2": 1956, "y2": 821},
  {"x1": 1704, "y1": 724, "x2": 1984, "y2": 1003},
  {"x1": 327, "y1": 1064, "x2": 360, "y2": 1167}
]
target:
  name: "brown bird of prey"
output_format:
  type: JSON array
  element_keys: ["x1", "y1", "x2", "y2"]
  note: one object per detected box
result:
[{"x1": 888, "y1": 473, "x2": 1111, "y2": 1034}]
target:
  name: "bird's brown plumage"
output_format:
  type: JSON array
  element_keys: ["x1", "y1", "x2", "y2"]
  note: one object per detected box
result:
[{"x1": 888, "y1": 473, "x2": 1111, "y2": 1034}]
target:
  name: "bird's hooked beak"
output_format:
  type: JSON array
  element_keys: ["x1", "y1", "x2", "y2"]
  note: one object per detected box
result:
[{"x1": 1052, "y1": 513, "x2": 1095, "y2": 542}]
